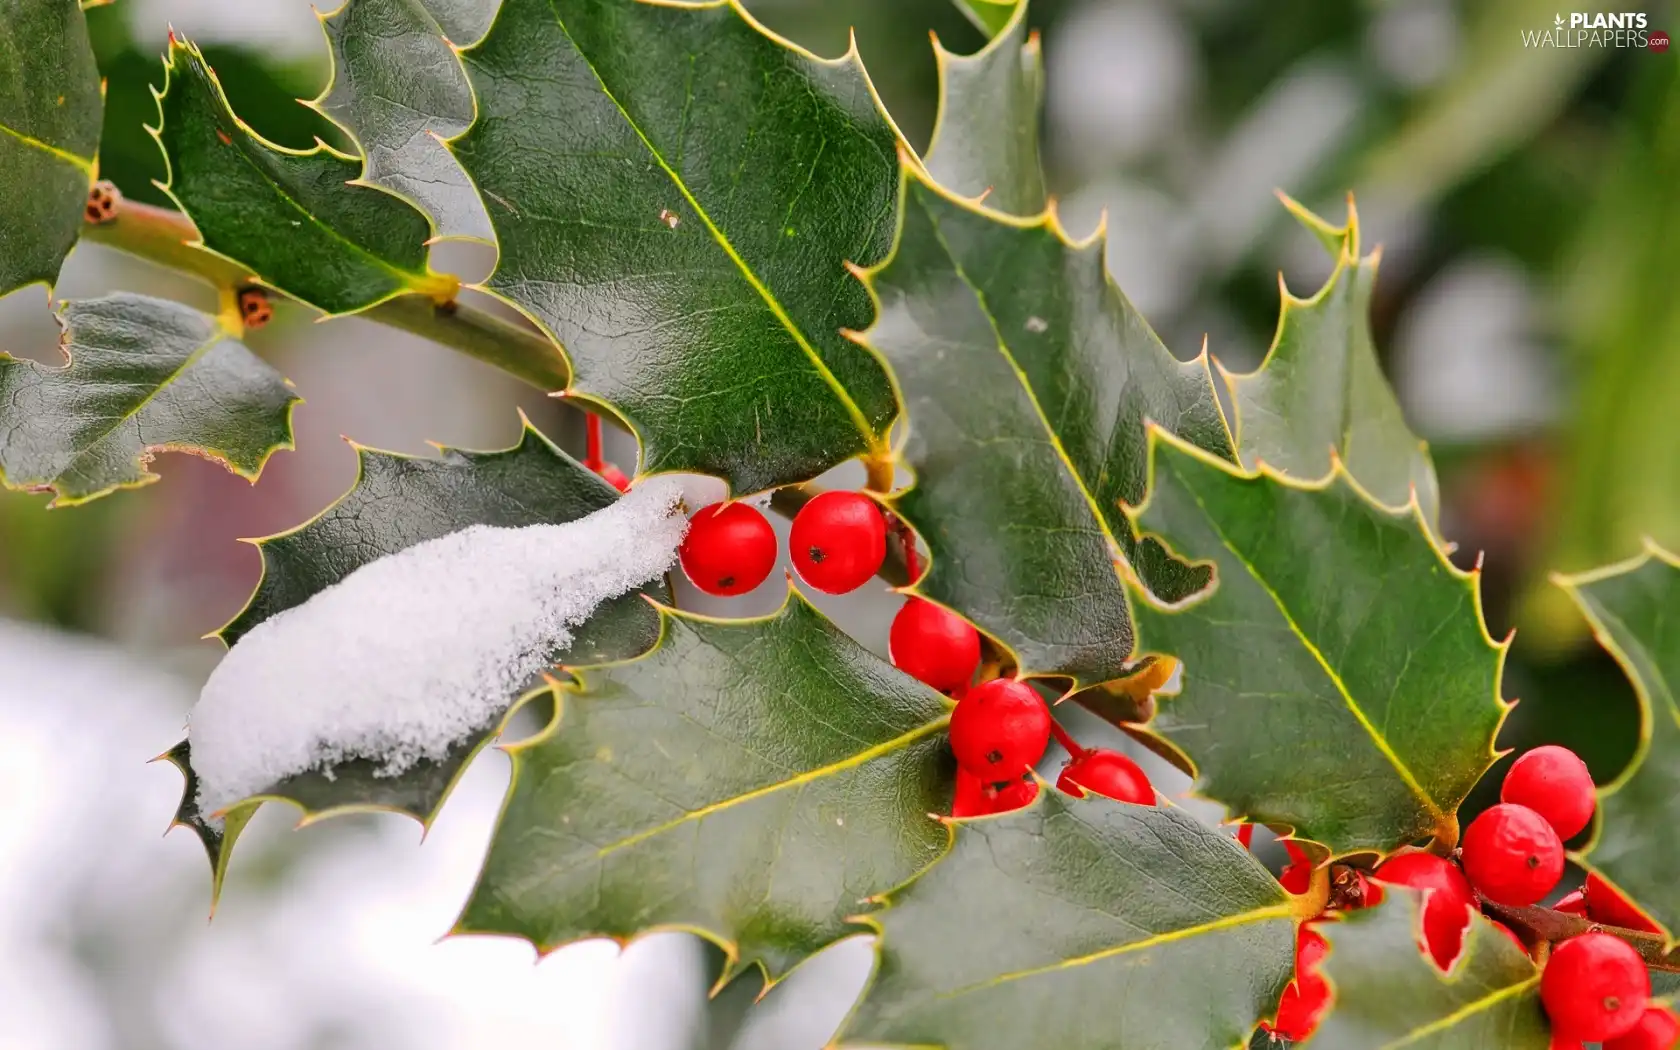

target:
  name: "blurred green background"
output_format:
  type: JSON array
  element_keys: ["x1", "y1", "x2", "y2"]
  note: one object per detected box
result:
[{"x1": 1, "y1": 0, "x2": 1675, "y2": 1046}]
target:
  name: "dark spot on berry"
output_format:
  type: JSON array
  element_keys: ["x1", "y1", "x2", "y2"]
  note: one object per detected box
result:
[
  {"x1": 1526, "y1": 855, "x2": 1540, "y2": 868},
  {"x1": 1605, "y1": 996, "x2": 1621, "y2": 1011},
  {"x1": 718, "y1": 576, "x2": 734, "y2": 588},
  {"x1": 807, "y1": 546, "x2": 826, "y2": 563},
  {"x1": 985, "y1": 749, "x2": 1003, "y2": 765}
]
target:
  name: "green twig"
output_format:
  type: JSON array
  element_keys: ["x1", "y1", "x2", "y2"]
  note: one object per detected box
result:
[{"x1": 80, "y1": 199, "x2": 570, "y2": 392}]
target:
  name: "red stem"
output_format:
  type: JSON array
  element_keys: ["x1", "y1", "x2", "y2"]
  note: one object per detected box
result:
[
  {"x1": 585, "y1": 412, "x2": 604, "y2": 468},
  {"x1": 1048, "y1": 718, "x2": 1083, "y2": 758},
  {"x1": 1236, "y1": 824, "x2": 1255, "y2": 850},
  {"x1": 1282, "y1": 839, "x2": 1309, "y2": 866}
]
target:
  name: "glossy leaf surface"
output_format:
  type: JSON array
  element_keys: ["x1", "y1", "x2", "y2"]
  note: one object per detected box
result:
[
  {"x1": 1221, "y1": 199, "x2": 1440, "y2": 527},
  {"x1": 1133, "y1": 432, "x2": 1504, "y2": 854},
  {"x1": 454, "y1": 597, "x2": 952, "y2": 979},
  {"x1": 841, "y1": 795, "x2": 1295, "y2": 1049},
  {"x1": 313, "y1": 0, "x2": 493, "y2": 242},
  {"x1": 1313, "y1": 889, "x2": 1548, "y2": 1048},
  {"x1": 0, "y1": 0, "x2": 101, "y2": 295},
  {"x1": 1557, "y1": 544, "x2": 1680, "y2": 942},
  {"x1": 856, "y1": 169, "x2": 1232, "y2": 686},
  {"x1": 924, "y1": 2, "x2": 1045, "y2": 216},
  {"x1": 452, "y1": 0, "x2": 900, "y2": 493},
  {"x1": 155, "y1": 37, "x2": 449, "y2": 314},
  {"x1": 0, "y1": 293, "x2": 297, "y2": 506}
]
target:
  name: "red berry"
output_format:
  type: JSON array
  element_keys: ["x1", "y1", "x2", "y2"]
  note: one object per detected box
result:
[
  {"x1": 1460, "y1": 803, "x2": 1565, "y2": 907},
  {"x1": 1271, "y1": 924, "x2": 1331, "y2": 1041},
  {"x1": 596, "y1": 462, "x2": 631, "y2": 492},
  {"x1": 1554, "y1": 888, "x2": 1588, "y2": 916},
  {"x1": 678, "y1": 502, "x2": 777, "y2": 597},
  {"x1": 789, "y1": 491, "x2": 886, "y2": 594},
  {"x1": 1279, "y1": 859, "x2": 1313, "y2": 896},
  {"x1": 947, "y1": 678, "x2": 1050, "y2": 780},
  {"x1": 1296, "y1": 921, "x2": 1328, "y2": 974},
  {"x1": 1373, "y1": 852, "x2": 1477, "y2": 970},
  {"x1": 1503, "y1": 745, "x2": 1596, "y2": 840},
  {"x1": 1606, "y1": 1006, "x2": 1680, "y2": 1050},
  {"x1": 952, "y1": 769, "x2": 1038, "y2": 818},
  {"x1": 1541, "y1": 933, "x2": 1649, "y2": 1041},
  {"x1": 890, "y1": 598, "x2": 981, "y2": 692},
  {"x1": 1056, "y1": 749, "x2": 1154, "y2": 805},
  {"x1": 1587, "y1": 873, "x2": 1662, "y2": 934}
]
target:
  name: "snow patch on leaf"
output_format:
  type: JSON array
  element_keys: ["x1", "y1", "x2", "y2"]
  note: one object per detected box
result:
[{"x1": 187, "y1": 477, "x2": 687, "y2": 821}]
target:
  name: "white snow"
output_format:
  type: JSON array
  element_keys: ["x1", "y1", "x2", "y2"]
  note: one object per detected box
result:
[{"x1": 187, "y1": 478, "x2": 688, "y2": 822}]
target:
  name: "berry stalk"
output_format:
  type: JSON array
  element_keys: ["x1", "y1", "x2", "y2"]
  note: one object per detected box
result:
[
  {"x1": 1048, "y1": 717, "x2": 1083, "y2": 758},
  {"x1": 585, "y1": 412, "x2": 604, "y2": 469}
]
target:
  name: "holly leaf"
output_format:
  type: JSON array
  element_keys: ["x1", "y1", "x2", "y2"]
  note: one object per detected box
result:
[
  {"x1": 452, "y1": 596, "x2": 952, "y2": 980},
  {"x1": 852, "y1": 167, "x2": 1234, "y2": 686},
  {"x1": 169, "y1": 421, "x2": 665, "y2": 899},
  {"x1": 310, "y1": 0, "x2": 493, "y2": 243},
  {"x1": 450, "y1": 0, "x2": 901, "y2": 494},
  {"x1": 924, "y1": 0, "x2": 1045, "y2": 217},
  {"x1": 949, "y1": 0, "x2": 1018, "y2": 38},
  {"x1": 838, "y1": 794, "x2": 1295, "y2": 1049},
  {"x1": 0, "y1": 293, "x2": 299, "y2": 507},
  {"x1": 1556, "y1": 543, "x2": 1680, "y2": 943},
  {"x1": 1130, "y1": 430, "x2": 1506, "y2": 855},
  {"x1": 0, "y1": 0, "x2": 101, "y2": 296},
  {"x1": 1221, "y1": 197, "x2": 1440, "y2": 528},
  {"x1": 1312, "y1": 889, "x2": 1548, "y2": 1048},
  {"x1": 153, "y1": 36, "x2": 455, "y2": 315}
]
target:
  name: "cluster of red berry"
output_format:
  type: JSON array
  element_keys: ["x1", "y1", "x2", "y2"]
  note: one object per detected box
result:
[
  {"x1": 675, "y1": 488, "x2": 1160, "y2": 821},
  {"x1": 1259, "y1": 745, "x2": 1674, "y2": 1047},
  {"x1": 677, "y1": 491, "x2": 892, "y2": 597},
  {"x1": 666, "y1": 477, "x2": 1670, "y2": 1047},
  {"x1": 946, "y1": 677, "x2": 1156, "y2": 818}
]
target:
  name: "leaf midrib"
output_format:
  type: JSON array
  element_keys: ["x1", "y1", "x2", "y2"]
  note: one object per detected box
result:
[
  {"x1": 924, "y1": 901, "x2": 1292, "y2": 1003},
  {"x1": 1381, "y1": 975, "x2": 1538, "y2": 1049},
  {"x1": 174, "y1": 49, "x2": 434, "y2": 297},
  {"x1": 55, "y1": 320, "x2": 226, "y2": 483},
  {"x1": 0, "y1": 118, "x2": 94, "y2": 173},
  {"x1": 542, "y1": 0, "x2": 882, "y2": 450},
  {"x1": 913, "y1": 192, "x2": 1132, "y2": 585},
  {"x1": 1169, "y1": 456, "x2": 1449, "y2": 832},
  {"x1": 571, "y1": 713, "x2": 949, "y2": 863}
]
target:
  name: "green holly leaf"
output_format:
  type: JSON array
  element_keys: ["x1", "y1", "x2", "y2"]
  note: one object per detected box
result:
[
  {"x1": 924, "y1": 0, "x2": 1045, "y2": 217},
  {"x1": 1130, "y1": 430, "x2": 1505, "y2": 855},
  {"x1": 853, "y1": 168, "x2": 1234, "y2": 686},
  {"x1": 452, "y1": 596, "x2": 952, "y2": 979},
  {"x1": 1221, "y1": 197, "x2": 1441, "y2": 529},
  {"x1": 154, "y1": 36, "x2": 455, "y2": 315},
  {"x1": 839, "y1": 795, "x2": 1295, "y2": 1049},
  {"x1": 1312, "y1": 889, "x2": 1548, "y2": 1048},
  {"x1": 169, "y1": 421, "x2": 664, "y2": 900},
  {"x1": 0, "y1": 293, "x2": 298, "y2": 507},
  {"x1": 450, "y1": 0, "x2": 901, "y2": 494},
  {"x1": 949, "y1": 0, "x2": 1018, "y2": 39},
  {"x1": 1556, "y1": 543, "x2": 1680, "y2": 943},
  {"x1": 0, "y1": 0, "x2": 101, "y2": 296},
  {"x1": 311, "y1": 0, "x2": 492, "y2": 242}
]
